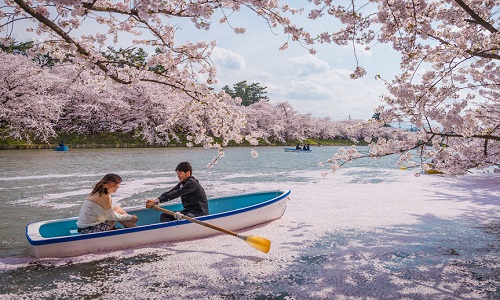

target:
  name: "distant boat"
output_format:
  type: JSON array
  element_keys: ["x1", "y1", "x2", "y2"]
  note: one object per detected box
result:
[
  {"x1": 283, "y1": 148, "x2": 312, "y2": 153},
  {"x1": 26, "y1": 190, "x2": 291, "y2": 258},
  {"x1": 54, "y1": 145, "x2": 69, "y2": 151}
]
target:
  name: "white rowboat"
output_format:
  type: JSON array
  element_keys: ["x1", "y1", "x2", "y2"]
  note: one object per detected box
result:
[{"x1": 26, "y1": 190, "x2": 291, "y2": 258}]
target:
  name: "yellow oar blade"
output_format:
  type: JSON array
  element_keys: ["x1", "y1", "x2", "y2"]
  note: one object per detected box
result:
[{"x1": 242, "y1": 235, "x2": 271, "y2": 254}]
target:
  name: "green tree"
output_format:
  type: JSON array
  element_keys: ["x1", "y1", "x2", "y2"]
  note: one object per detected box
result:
[
  {"x1": 222, "y1": 81, "x2": 269, "y2": 106},
  {"x1": 101, "y1": 47, "x2": 184, "y2": 76},
  {"x1": 101, "y1": 47, "x2": 149, "y2": 69},
  {"x1": 0, "y1": 40, "x2": 33, "y2": 55},
  {"x1": 1, "y1": 40, "x2": 62, "y2": 67}
]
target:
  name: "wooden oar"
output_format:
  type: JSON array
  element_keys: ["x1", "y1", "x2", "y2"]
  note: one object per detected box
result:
[{"x1": 151, "y1": 205, "x2": 271, "y2": 253}]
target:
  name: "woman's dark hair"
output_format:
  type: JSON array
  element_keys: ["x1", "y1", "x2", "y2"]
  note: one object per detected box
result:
[
  {"x1": 175, "y1": 162, "x2": 192, "y2": 174},
  {"x1": 90, "y1": 173, "x2": 122, "y2": 196}
]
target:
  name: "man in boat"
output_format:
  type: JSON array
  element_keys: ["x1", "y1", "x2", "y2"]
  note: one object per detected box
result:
[{"x1": 146, "y1": 161, "x2": 209, "y2": 222}]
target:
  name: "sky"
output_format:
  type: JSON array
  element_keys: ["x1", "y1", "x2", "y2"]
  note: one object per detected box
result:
[{"x1": 175, "y1": 4, "x2": 403, "y2": 121}]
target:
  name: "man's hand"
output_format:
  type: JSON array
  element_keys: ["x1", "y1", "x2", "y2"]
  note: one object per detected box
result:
[
  {"x1": 173, "y1": 212, "x2": 184, "y2": 220},
  {"x1": 146, "y1": 198, "x2": 159, "y2": 208}
]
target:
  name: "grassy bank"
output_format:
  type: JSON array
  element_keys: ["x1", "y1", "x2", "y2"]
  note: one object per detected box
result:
[
  {"x1": 0, "y1": 132, "x2": 364, "y2": 150},
  {"x1": 1, "y1": 132, "x2": 165, "y2": 150}
]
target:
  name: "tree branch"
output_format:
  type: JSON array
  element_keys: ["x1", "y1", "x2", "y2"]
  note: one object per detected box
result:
[
  {"x1": 453, "y1": 0, "x2": 498, "y2": 33},
  {"x1": 427, "y1": 33, "x2": 500, "y2": 60},
  {"x1": 432, "y1": 131, "x2": 500, "y2": 142},
  {"x1": 12, "y1": 0, "x2": 130, "y2": 84}
]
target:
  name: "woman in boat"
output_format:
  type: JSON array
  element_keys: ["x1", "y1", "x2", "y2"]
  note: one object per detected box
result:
[
  {"x1": 76, "y1": 173, "x2": 138, "y2": 234},
  {"x1": 146, "y1": 161, "x2": 208, "y2": 222}
]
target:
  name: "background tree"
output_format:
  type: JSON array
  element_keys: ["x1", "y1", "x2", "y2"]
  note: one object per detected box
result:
[
  {"x1": 0, "y1": 40, "x2": 59, "y2": 67},
  {"x1": 1, "y1": 50, "x2": 369, "y2": 146},
  {"x1": 304, "y1": 0, "x2": 500, "y2": 175},
  {"x1": 0, "y1": 53, "x2": 64, "y2": 142},
  {"x1": 1, "y1": 0, "x2": 276, "y2": 148},
  {"x1": 1, "y1": 1, "x2": 499, "y2": 174},
  {"x1": 0, "y1": 40, "x2": 33, "y2": 55},
  {"x1": 101, "y1": 47, "x2": 149, "y2": 69},
  {"x1": 222, "y1": 81, "x2": 269, "y2": 106}
]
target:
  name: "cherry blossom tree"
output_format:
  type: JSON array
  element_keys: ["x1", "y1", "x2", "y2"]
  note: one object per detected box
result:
[
  {"x1": 306, "y1": 0, "x2": 500, "y2": 175},
  {"x1": 1, "y1": 0, "x2": 273, "y2": 148},
  {"x1": 0, "y1": 50, "x2": 248, "y2": 147},
  {"x1": 0, "y1": 52, "x2": 64, "y2": 142},
  {"x1": 2, "y1": 50, "x2": 355, "y2": 148},
  {"x1": 241, "y1": 101, "x2": 354, "y2": 144},
  {"x1": 1, "y1": 46, "x2": 358, "y2": 144},
  {"x1": 1, "y1": 1, "x2": 499, "y2": 174}
]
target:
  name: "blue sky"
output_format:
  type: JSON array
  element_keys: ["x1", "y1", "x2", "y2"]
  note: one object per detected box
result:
[{"x1": 182, "y1": 5, "x2": 403, "y2": 121}]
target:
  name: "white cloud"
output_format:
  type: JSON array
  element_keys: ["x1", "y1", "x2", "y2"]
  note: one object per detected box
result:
[
  {"x1": 288, "y1": 55, "x2": 330, "y2": 76},
  {"x1": 211, "y1": 43, "x2": 387, "y2": 120},
  {"x1": 265, "y1": 67, "x2": 386, "y2": 120},
  {"x1": 211, "y1": 47, "x2": 246, "y2": 70},
  {"x1": 288, "y1": 80, "x2": 333, "y2": 98}
]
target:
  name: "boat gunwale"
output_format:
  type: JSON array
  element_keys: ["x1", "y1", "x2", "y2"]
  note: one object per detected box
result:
[
  {"x1": 26, "y1": 189, "x2": 291, "y2": 246},
  {"x1": 283, "y1": 148, "x2": 312, "y2": 152}
]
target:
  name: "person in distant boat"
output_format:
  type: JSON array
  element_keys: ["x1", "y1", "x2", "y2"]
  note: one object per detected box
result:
[
  {"x1": 296, "y1": 143, "x2": 301, "y2": 150},
  {"x1": 304, "y1": 144, "x2": 310, "y2": 150},
  {"x1": 77, "y1": 173, "x2": 138, "y2": 234},
  {"x1": 146, "y1": 161, "x2": 209, "y2": 222},
  {"x1": 58, "y1": 141, "x2": 65, "y2": 147}
]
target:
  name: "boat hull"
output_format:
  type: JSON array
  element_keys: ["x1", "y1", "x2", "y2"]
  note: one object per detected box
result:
[
  {"x1": 26, "y1": 190, "x2": 291, "y2": 258},
  {"x1": 283, "y1": 148, "x2": 311, "y2": 153},
  {"x1": 54, "y1": 146, "x2": 69, "y2": 151}
]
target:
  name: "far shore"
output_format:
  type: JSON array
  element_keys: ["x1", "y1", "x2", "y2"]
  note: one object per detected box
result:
[{"x1": 0, "y1": 138, "x2": 364, "y2": 150}]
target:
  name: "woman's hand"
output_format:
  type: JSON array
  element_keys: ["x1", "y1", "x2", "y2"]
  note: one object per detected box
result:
[{"x1": 130, "y1": 215, "x2": 139, "y2": 223}]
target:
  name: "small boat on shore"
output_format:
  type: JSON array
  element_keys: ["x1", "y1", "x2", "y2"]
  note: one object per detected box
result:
[
  {"x1": 26, "y1": 190, "x2": 291, "y2": 258},
  {"x1": 425, "y1": 168, "x2": 444, "y2": 174},
  {"x1": 283, "y1": 147, "x2": 312, "y2": 153}
]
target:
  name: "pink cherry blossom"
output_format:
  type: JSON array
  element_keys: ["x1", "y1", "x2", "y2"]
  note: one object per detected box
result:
[{"x1": 0, "y1": 1, "x2": 498, "y2": 175}]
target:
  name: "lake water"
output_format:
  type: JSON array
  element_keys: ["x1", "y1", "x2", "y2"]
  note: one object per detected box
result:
[
  {"x1": 0, "y1": 146, "x2": 383, "y2": 258},
  {"x1": 0, "y1": 146, "x2": 498, "y2": 299}
]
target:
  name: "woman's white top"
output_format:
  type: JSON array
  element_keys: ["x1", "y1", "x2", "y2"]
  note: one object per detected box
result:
[{"x1": 76, "y1": 198, "x2": 133, "y2": 228}]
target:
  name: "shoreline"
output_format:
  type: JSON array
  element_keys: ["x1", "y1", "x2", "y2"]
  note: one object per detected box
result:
[{"x1": 0, "y1": 140, "x2": 363, "y2": 150}]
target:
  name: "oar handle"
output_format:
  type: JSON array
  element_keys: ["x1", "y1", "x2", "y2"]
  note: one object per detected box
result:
[{"x1": 151, "y1": 205, "x2": 237, "y2": 237}]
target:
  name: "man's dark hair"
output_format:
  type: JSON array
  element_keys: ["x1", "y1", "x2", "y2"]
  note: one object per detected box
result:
[{"x1": 176, "y1": 161, "x2": 193, "y2": 173}]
